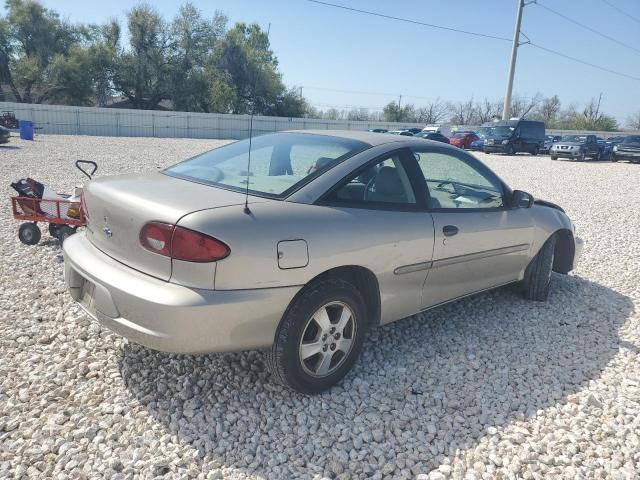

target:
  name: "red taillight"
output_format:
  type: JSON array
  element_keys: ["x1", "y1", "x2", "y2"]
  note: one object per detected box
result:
[
  {"x1": 140, "y1": 222, "x2": 173, "y2": 256},
  {"x1": 139, "y1": 222, "x2": 230, "y2": 262}
]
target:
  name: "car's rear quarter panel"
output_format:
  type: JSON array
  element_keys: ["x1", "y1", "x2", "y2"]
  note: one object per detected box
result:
[{"x1": 177, "y1": 201, "x2": 436, "y2": 324}]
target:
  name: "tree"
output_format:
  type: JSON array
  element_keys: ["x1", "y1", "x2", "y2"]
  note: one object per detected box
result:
[
  {"x1": 1, "y1": 0, "x2": 93, "y2": 104},
  {"x1": 113, "y1": 4, "x2": 170, "y2": 109},
  {"x1": 535, "y1": 95, "x2": 561, "y2": 124},
  {"x1": 383, "y1": 101, "x2": 416, "y2": 122},
  {"x1": 474, "y1": 98, "x2": 502, "y2": 124},
  {"x1": 626, "y1": 111, "x2": 640, "y2": 130},
  {"x1": 449, "y1": 96, "x2": 476, "y2": 125},
  {"x1": 509, "y1": 93, "x2": 541, "y2": 119},
  {"x1": 168, "y1": 3, "x2": 226, "y2": 112},
  {"x1": 416, "y1": 98, "x2": 449, "y2": 124},
  {"x1": 86, "y1": 21, "x2": 120, "y2": 106}
]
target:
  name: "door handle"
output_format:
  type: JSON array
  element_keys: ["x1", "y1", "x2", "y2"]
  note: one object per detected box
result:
[{"x1": 443, "y1": 225, "x2": 459, "y2": 237}]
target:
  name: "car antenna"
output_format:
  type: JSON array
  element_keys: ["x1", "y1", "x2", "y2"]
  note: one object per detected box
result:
[{"x1": 244, "y1": 22, "x2": 271, "y2": 215}]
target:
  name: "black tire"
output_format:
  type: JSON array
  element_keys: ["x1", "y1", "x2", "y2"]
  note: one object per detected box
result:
[
  {"x1": 505, "y1": 144, "x2": 515, "y2": 156},
  {"x1": 593, "y1": 151, "x2": 600, "y2": 161},
  {"x1": 18, "y1": 223, "x2": 41, "y2": 245},
  {"x1": 57, "y1": 226, "x2": 76, "y2": 245},
  {"x1": 266, "y1": 277, "x2": 368, "y2": 394},
  {"x1": 48, "y1": 223, "x2": 60, "y2": 238},
  {"x1": 522, "y1": 235, "x2": 556, "y2": 301},
  {"x1": 531, "y1": 147, "x2": 539, "y2": 156},
  {"x1": 610, "y1": 155, "x2": 618, "y2": 162},
  {"x1": 550, "y1": 155, "x2": 558, "y2": 161},
  {"x1": 577, "y1": 152, "x2": 585, "y2": 162}
]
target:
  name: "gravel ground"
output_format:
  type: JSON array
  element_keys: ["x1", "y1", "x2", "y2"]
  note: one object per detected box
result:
[{"x1": 1, "y1": 134, "x2": 639, "y2": 480}]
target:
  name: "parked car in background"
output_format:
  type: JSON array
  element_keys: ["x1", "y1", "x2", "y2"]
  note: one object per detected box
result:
[
  {"x1": 413, "y1": 131, "x2": 450, "y2": 144},
  {"x1": 540, "y1": 135, "x2": 561, "y2": 154},
  {"x1": 63, "y1": 130, "x2": 583, "y2": 394},
  {"x1": 469, "y1": 124, "x2": 492, "y2": 151},
  {"x1": 449, "y1": 131, "x2": 479, "y2": 149},
  {"x1": 612, "y1": 135, "x2": 640, "y2": 163},
  {"x1": 388, "y1": 130, "x2": 414, "y2": 136},
  {"x1": 550, "y1": 135, "x2": 601, "y2": 161},
  {"x1": 421, "y1": 125, "x2": 452, "y2": 138},
  {"x1": 0, "y1": 125, "x2": 10, "y2": 144},
  {"x1": 483, "y1": 119, "x2": 545, "y2": 155},
  {"x1": 405, "y1": 128, "x2": 424, "y2": 135},
  {"x1": 367, "y1": 128, "x2": 388, "y2": 133},
  {"x1": 596, "y1": 138, "x2": 613, "y2": 160},
  {"x1": 607, "y1": 135, "x2": 626, "y2": 145}
]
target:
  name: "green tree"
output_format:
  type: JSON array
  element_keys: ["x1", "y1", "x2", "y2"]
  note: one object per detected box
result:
[
  {"x1": 1, "y1": 0, "x2": 94, "y2": 104},
  {"x1": 113, "y1": 4, "x2": 170, "y2": 109},
  {"x1": 383, "y1": 101, "x2": 416, "y2": 122},
  {"x1": 168, "y1": 3, "x2": 226, "y2": 112}
]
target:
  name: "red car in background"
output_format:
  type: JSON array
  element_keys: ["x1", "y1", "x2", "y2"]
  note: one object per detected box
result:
[{"x1": 449, "y1": 131, "x2": 479, "y2": 149}]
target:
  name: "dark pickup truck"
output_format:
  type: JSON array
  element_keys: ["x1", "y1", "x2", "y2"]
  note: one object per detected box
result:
[{"x1": 613, "y1": 135, "x2": 640, "y2": 164}]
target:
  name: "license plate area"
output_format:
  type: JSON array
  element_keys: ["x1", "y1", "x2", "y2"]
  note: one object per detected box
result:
[{"x1": 79, "y1": 279, "x2": 97, "y2": 315}]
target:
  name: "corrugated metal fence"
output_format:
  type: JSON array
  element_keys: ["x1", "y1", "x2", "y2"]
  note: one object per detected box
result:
[
  {"x1": 0, "y1": 102, "x2": 423, "y2": 139},
  {"x1": 1, "y1": 102, "x2": 635, "y2": 139}
]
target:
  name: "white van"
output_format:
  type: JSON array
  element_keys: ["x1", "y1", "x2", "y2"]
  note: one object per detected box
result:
[{"x1": 421, "y1": 125, "x2": 452, "y2": 138}]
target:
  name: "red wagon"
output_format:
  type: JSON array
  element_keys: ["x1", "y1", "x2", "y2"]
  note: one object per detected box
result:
[{"x1": 10, "y1": 161, "x2": 97, "y2": 245}]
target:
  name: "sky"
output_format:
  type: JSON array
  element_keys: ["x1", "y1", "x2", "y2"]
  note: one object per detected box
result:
[{"x1": 40, "y1": 0, "x2": 640, "y2": 123}]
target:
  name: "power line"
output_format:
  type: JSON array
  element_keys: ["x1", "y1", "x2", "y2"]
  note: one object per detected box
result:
[
  {"x1": 304, "y1": 0, "x2": 640, "y2": 84},
  {"x1": 600, "y1": 0, "x2": 640, "y2": 24},
  {"x1": 529, "y1": 42, "x2": 640, "y2": 81},
  {"x1": 535, "y1": 1, "x2": 640, "y2": 55},
  {"x1": 305, "y1": 0, "x2": 512, "y2": 42}
]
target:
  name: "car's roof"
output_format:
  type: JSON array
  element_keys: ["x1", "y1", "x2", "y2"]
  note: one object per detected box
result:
[{"x1": 283, "y1": 129, "x2": 418, "y2": 146}]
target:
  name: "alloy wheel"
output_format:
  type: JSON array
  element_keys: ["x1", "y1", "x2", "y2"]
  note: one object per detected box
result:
[{"x1": 299, "y1": 301, "x2": 357, "y2": 377}]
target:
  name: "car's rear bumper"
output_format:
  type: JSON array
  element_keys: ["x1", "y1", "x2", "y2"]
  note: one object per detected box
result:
[{"x1": 63, "y1": 232, "x2": 301, "y2": 354}]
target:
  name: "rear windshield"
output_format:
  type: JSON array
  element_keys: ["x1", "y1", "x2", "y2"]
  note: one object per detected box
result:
[{"x1": 164, "y1": 133, "x2": 368, "y2": 198}]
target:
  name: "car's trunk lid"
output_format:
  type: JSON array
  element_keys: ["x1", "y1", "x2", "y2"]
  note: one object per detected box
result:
[{"x1": 83, "y1": 172, "x2": 252, "y2": 280}]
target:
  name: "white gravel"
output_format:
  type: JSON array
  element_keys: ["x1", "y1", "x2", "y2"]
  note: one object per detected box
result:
[{"x1": 1, "y1": 134, "x2": 639, "y2": 479}]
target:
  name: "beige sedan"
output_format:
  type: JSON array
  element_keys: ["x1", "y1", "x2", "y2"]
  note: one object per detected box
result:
[{"x1": 64, "y1": 131, "x2": 583, "y2": 394}]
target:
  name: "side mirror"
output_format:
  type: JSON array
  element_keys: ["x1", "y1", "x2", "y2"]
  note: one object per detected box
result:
[{"x1": 512, "y1": 190, "x2": 534, "y2": 208}]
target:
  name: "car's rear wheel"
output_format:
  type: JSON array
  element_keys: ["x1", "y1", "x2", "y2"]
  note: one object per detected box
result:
[
  {"x1": 522, "y1": 235, "x2": 556, "y2": 301},
  {"x1": 266, "y1": 278, "x2": 367, "y2": 394}
]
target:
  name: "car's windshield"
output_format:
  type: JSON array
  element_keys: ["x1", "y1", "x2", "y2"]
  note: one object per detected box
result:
[
  {"x1": 623, "y1": 135, "x2": 640, "y2": 143},
  {"x1": 164, "y1": 133, "x2": 368, "y2": 198},
  {"x1": 475, "y1": 128, "x2": 490, "y2": 139},
  {"x1": 485, "y1": 126, "x2": 514, "y2": 137},
  {"x1": 561, "y1": 135, "x2": 587, "y2": 143}
]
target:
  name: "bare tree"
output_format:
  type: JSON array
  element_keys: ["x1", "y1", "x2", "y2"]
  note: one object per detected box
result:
[
  {"x1": 475, "y1": 98, "x2": 502, "y2": 124},
  {"x1": 536, "y1": 95, "x2": 561, "y2": 123},
  {"x1": 449, "y1": 96, "x2": 476, "y2": 125},
  {"x1": 626, "y1": 111, "x2": 640, "y2": 130},
  {"x1": 582, "y1": 93, "x2": 603, "y2": 124},
  {"x1": 416, "y1": 98, "x2": 449, "y2": 124},
  {"x1": 510, "y1": 93, "x2": 542, "y2": 118}
]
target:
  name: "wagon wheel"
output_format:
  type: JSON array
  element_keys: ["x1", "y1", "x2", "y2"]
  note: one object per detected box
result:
[{"x1": 18, "y1": 223, "x2": 41, "y2": 245}]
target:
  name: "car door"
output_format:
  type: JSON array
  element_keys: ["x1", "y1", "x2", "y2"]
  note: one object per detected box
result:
[
  {"x1": 318, "y1": 149, "x2": 435, "y2": 324},
  {"x1": 411, "y1": 146, "x2": 535, "y2": 309}
]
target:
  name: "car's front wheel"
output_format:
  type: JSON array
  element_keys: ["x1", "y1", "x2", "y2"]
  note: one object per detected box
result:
[
  {"x1": 267, "y1": 278, "x2": 367, "y2": 394},
  {"x1": 522, "y1": 235, "x2": 556, "y2": 301}
]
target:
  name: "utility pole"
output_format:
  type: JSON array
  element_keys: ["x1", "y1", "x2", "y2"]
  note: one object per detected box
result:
[
  {"x1": 502, "y1": 0, "x2": 525, "y2": 120},
  {"x1": 397, "y1": 94, "x2": 402, "y2": 122}
]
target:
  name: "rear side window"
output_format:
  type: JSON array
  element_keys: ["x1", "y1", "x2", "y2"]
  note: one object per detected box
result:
[
  {"x1": 324, "y1": 153, "x2": 417, "y2": 208},
  {"x1": 164, "y1": 133, "x2": 368, "y2": 198}
]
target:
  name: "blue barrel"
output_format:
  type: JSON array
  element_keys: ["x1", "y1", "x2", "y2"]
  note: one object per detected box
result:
[{"x1": 19, "y1": 120, "x2": 34, "y2": 140}]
